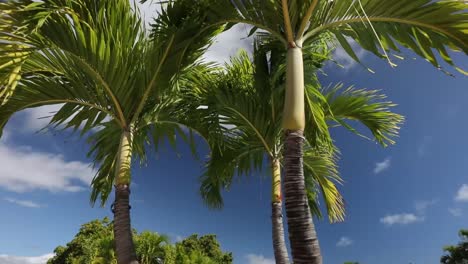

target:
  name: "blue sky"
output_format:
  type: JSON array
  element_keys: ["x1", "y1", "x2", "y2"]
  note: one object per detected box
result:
[{"x1": 1, "y1": 3, "x2": 468, "y2": 264}]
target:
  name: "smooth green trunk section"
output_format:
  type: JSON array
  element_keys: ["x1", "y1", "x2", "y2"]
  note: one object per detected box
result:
[
  {"x1": 282, "y1": 39, "x2": 305, "y2": 130},
  {"x1": 271, "y1": 159, "x2": 291, "y2": 264},
  {"x1": 272, "y1": 158, "x2": 282, "y2": 203},
  {"x1": 115, "y1": 130, "x2": 133, "y2": 186}
]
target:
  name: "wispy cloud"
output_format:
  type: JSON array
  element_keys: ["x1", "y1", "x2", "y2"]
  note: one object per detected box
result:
[
  {"x1": 245, "y1": 254, "x2": 275, "y2": 264},
  {"x1": 380, "y1": 213, "x2": 424, "y2": 226},
  {"x1": 0, "y1": 253, "x2": 54, "y2": 264},
  {"x1": 330, "y1": 37, "x2": 367, "y2": 71},
  {"x1": 417, "y1": 136, "x2": 432, "y2": 157},
  {"x1": 374, "y1": 158, "x2": 391, "y2": 174},
  {"x1": 381, "y1": 199, "x2": 437, "y2": 226},
  {"x1": 4, "y1": 197, "x2": 44, "y2": 208},
  {"x1": 0, "y1": 143, "x2": 94, "y2": 193},
  {"x1": 336, "y1": 237, "x2": 353, "y2": 247},
  {"x1": 449, "y1": 208, "x2": 462, "y2": 217},
  {"x1": 455, "y1": 184, "x2": 468, "y2": 202},
  {"x1": 414, "y1": 199, "x2": 437, "y2": 215}
]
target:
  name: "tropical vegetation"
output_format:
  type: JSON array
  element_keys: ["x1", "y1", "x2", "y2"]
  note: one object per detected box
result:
[
  {"x1": 47, "y1": 218, "x2": 233, "y2": 264},
  {"x1": 441, "y1": 229, "x2": 468, "y2": 264}
]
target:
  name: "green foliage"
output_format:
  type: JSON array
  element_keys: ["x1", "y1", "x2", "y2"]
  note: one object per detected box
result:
[
  {"x1": 199, "y1": 0, "x2": 467, "y2": 74},
  {"x1": 441, "y1": 229, "x2": 468, "y2": 264},
  {"x1": 0, "y1": 0, "x2": 225, "y2": 205},
  {"x1": 184, "y1": 37, "x2": 402, "y2": 223},
  {"x1": 174, "y1": 234, "x2": 233, "y2": 264},
  {"x1": 47, "y1": 218, "x2": 232, "y2": 264},
  {"x1": 47, "y1": 218, "x2": 115, "y2": 264}
]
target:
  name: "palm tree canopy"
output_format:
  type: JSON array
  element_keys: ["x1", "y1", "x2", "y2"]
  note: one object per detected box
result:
[
  {"x1": 184, "y1": 0, "x2": 467, "y2": 74},
  {"x1": 0, "y1": 0, "x2": 225, "y2": 205},
  {"x1": 182, "y1": 39, "x2": 403, "y2": 222}
]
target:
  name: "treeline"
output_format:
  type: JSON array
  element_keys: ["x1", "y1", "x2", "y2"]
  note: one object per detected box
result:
[{"x1": 47, "y1": 218, "x2": 232, "y2": 264}]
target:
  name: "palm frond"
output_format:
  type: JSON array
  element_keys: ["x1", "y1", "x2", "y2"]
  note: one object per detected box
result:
[
  {"x1": 0, "y1": 74, "x2": 113, "y2": 137},
  {"x1": 323, "y1": 83, "x2": 404, "y2": 146},
  {"x1": 303, "y1": 143, "x2": 345, "y2": 223},
  {"x1": 303, "y1": 0, "x2": 468, "y2": 73},
  {"x1": 200, "y1": 141, "x2": 265, "y2": 209}
]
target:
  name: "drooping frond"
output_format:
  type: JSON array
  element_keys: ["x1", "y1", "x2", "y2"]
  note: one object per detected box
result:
[
  {"x1": 303, "y1": 143, "x2": 345, "y2": 223},
  {"x1": 200, "y1": 141, "x2": 265, "y2": 209},
  {"x1": 88, "y1": 123, "x2": 121, "y2": 206},
  {"x1": 322, "y1": 83, "x2": 404, "y2": 146},
  {"x1": 0, "y1": 74, "x2": 113, "y2": 138}
]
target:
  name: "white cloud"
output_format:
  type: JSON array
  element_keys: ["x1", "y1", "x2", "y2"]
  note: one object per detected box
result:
[
  {"x1": 4, "y1": 197, "x2": 44, "y2": 208},
  {"x1": 133, "y1": 0, "x2": 160, "y2": 25},
  {"x1": 0, "y1": 143, "x2": 94, "y2": 193},
  {"x1": 203, "y1": 24, "x2": 254, "y2": 64},
  {"x1": 245, "y1": 254, "x2": 275, "y2": 264},
  {"x1": 373, "y1": 158, "x2": 391, "y2": 174},
  {"x1": 20, "y1": 105, "x2": 62, "y2": 133},
  {"x1": 455, "y1": 184, "x2": 468, "y2": 202},
  {"x1": 0, "y1": 253, "x2": 54, "y2": 264},
  {"x1": 414, "y1": 199, "x2": 437, "y2": 214},
  {"x1": 380, "y1": 213, "x2": 423, "y2": 226},
  {"x1": 331, "y1": 37, "x2": 367, "y2": 70},
  {"x1": 449, "y1": 208, "x2": 462, "y2": 217},
  {"x1": 336, "y1": 237, "x2": 353, "y2": 247}
]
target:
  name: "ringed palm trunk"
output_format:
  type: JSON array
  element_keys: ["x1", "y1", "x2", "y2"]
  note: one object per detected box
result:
[
  {"x1": 282, "y1": 40, "x2": 322, "y2": 264},
  {"x1": 113, "y1": 130, "x2": 139, "y2": 264},
  {"x1": 271, "y1": 158, "x2": 290, "y2": 264}
]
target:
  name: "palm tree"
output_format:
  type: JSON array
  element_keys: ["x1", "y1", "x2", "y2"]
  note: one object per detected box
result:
[
  {"x1": 0, "y1": 0, "x2": 224, "y2": 263},
  {"x1": 181, "y1": 39, "x2": 402, "y2": 263},
  {"x1": 166, "y1": 1, "x2": 467, "y2": 262}
]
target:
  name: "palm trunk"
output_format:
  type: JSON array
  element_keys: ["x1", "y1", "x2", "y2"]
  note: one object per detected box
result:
[
  {"x1": 113, "y1": 130, "x2": 139, "y2": 264},
  {"x1": 282, "y1": 40, "x2": 322, "y2": 264},
  {"x1": 271, "y1": 159, "x2": 290, "y2": 264}
]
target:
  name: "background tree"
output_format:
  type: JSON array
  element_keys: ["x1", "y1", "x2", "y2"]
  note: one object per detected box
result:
[
  {"x1": 174, "y1": 234, "x2": 233, "y2": 264},
  {"x1": 441, "y1": 229, "x2": 468, "y2": 264},
  {"x1": 47, "y1": 218, "x2": 115, "y2": 264}
]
